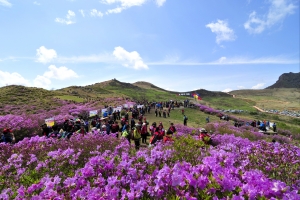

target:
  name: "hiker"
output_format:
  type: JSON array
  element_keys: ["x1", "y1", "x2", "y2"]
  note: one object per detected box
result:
[
  {"x1": 133, "y1": 124, "x2": 142, "y2": 150},
  {"x1": 74, "y1": 119, "x2": 81, "y2": 131},
  {"x1": 163, "y1": 129, "x2": 174, "y2": 143},
  {"x1": 273, "y1": 122, "x2": 277, "y2": 132},
  {"x1": 111, "y1": 121, "x2": 120, "y2": 138},
  {"x1": 158, "y1": 110, "x2": 161, "y2": 117},
  {"x1": 141, "y1": 122, "x2": 148, "y2": 144},
  {"x1": 122, "y1": 125, "x2": 131, "y2": 143},
  {"x1": 125, "y1": 112, "x2": 129, "y2": 121},
  {"x1": 117, "y1": 110, "x2": 121, "y2": 120},
  {"x1": 149, "y1": 122, "x2": 157, "y2": 136},
  {"x1": 206, "y1": 116, "x2": 210, "y2": 123},
  {"x1": 199, "y1": 128, "x2": 212, "y2": 145},
  {"x1": 41, "y1": 123, "x2": 51, "y2": 137},
  {"x1": 259, "y1": 122, "x2": 267, "y2": 132},
  {"x1": 105, "y1": 120, "x2": 111, "y2": 135},
  {"x1": 76, "y1": 125, "x2": 87, "y2": 136},
  {"x1": 131, "y1": 117, "x2": 136, "y2": 128},
  {"x1": 101, "y1": 125, "x2": 107, "y2": 135},
  {"x1": 183, "y1": 115, "x2": 188, "y2": 126},
  {"x1": 168, "y1": 123, "x2": 177, "y2": 134},
  {"x1": 163, "y1": 110, "x2": 166, "y2": 118},
  {"x1": 155, "y1": 109, "x2": 158, "y2": 117},
  {"x1": 48, "y1": 125, "x2": 60, "y2": 138},
  {"x1": 138, "y1": 114, "x2": 143, "y2": 122},
  {"x1": 1, "y1": 128, "x2": 14, "y2": 143},
  {"x1": 150, "y1": 126, "x2": 165, "y2": 145}
]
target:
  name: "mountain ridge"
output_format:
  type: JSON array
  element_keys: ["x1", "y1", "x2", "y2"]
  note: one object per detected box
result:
[{"x1": 266, "y1": 72, "x2": 300, "y2": 89}]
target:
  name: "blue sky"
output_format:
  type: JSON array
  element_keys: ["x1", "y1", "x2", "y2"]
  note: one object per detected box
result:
[{"x1": 0, "y1": 0, "x2": 299, "y2": 92}]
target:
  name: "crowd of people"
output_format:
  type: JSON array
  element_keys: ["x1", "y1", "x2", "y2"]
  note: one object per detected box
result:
[
  {"x1": 0, "y1": 100, "x2": 215, "y2": 149},
  {"x1": 10, "y1": 99, "x2": 281, "y2": 148}
]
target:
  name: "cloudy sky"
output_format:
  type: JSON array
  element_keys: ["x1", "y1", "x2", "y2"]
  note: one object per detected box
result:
[{"x1": 0, "y1": 0, "x2": 299, "y2": 92}]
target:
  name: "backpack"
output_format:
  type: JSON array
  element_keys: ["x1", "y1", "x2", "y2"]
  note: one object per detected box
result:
[
  {"x1": 122, "y1": 130, "x2": 129, "y2": 137},
  {"x1": 133, "y1": 128, "x2": 141, "y2": 140}
]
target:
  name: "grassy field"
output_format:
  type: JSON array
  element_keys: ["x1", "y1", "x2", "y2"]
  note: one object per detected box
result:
[
  {"x1": 230, "y1": 88, "x2": 300, "y2": 111},
  {"x1": 202, "y1": 97, "x2": 257, "y2": 112},
  {"x1": 142, "y1": 107, "x2": 221, "y2": 129},
  {"x1": 55, "y1": 95, "x2": 86, "y2": 103}
]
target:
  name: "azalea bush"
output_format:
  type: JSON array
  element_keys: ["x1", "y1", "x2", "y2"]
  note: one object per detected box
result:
[{"x1": 0, "y1": 126, "x2": 299, "y2": 199}]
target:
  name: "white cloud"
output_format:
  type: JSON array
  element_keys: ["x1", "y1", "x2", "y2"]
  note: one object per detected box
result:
[
  {"x1": 33, "y1": 65, "x2": 79, "y2": 89},
  {"x1": 0, "y1": 71, "x2": 30, "y2": 86},
  {"x1": 0, "y1": 0, "x2": 11, "y2": 7},
  {"x1": 106, "y1": 7, "x2": 124, "y2": 14},
  {"x1": 55, "y1": 10, "x2": 76, "y2": 25},
  {"x1": 101, "y1": 0, "x2": 147, "y2": 7},
  {"x1": 155, "y1": 0, "x2": 166, "y2": 7},
  {"x1": 36, "y1": 46, "x2": 57, "y2": 64},
  {"x1": 90, "y1": 9, "x2": 104, "y2": 17},
  {"x1": 43, "y1": 65, "x2": 79, "y2": 80},
  {"x1": 113, "y1": 46, "x2": 148, "y2": 70},
  {"x1": 244, "y1": 0, "x2": 297, "y2": 34},
  {"x1": 79, "y1": 9, "x2": 85, "y2": 17},
  {"x1": 237, "y1": 86, "x2": 245, "y2": 89},
  {"x1": 33, "y1": 75, "x2": 51, "y2": 89},
  {"x1": 218, "y1": 56, "x2": 227, "y2": 63},
  {"x1": 251, "y1": 83, "x2": 265, "y2": 89},
  {"x1": 33, "y1": 1, "x2": 40, "y2": 5},
  {"x1": 101, "y1": 0, "x2": 147, "y2": 14},
  {"x1": 206, "y1": 20, "x2": 236, "y2": 44},
  {"x1": 222, "y1": 88, "x2": 232, "y2": 93}
]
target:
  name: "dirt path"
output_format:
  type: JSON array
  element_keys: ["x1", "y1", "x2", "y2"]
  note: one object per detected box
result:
[{"x1": 253, "y1": 106, "x2": 265, "y2": 112}]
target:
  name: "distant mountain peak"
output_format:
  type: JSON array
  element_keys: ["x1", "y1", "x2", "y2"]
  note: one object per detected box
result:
[{"x1": 266, "y1": 72, "x2": 300, "y2": 89}]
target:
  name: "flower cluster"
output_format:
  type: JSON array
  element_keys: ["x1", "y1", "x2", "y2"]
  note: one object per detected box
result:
[{"x1": 0, "y1": 126, "x2": 299, "y2": 199}]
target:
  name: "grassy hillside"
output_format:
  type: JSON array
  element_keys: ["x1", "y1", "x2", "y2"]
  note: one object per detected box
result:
[
  {"x1": 0, "y1": 85, "x2": 65, "y2": 115},
  {"x1": 58, "y1": 79, "x2": 188, "y2": 102},
  {"x1": 230, "y1": 88, "x2": 300, "y2": 111}
]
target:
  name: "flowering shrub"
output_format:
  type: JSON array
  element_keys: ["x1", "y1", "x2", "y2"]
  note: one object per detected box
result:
[{"x1": 0, "y1": 126, "x2": 299, "y2": 199}]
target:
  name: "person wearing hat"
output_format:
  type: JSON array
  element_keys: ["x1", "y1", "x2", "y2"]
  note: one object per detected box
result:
[
  {"x1": 122, "y1": 124, "x2": 131, "y2": 143},
  {"x1": 199, "y1": 128, "x2": 212, "y2": 145},
  {"x1": 101, "y1": 125, "x2": 107, "y2": 135},
  {"x1": 133, "y1": 124, "x2": 142, "y2": 150},
  {"x1": 141, "y1": 122, "x2": 148, "y2": 144},
  {"x1": 1, "y1": 128, "x2": 13, "y2": 143},
  {"x1": 163, "y1": 129, "x2": 174, "y2": 143}
]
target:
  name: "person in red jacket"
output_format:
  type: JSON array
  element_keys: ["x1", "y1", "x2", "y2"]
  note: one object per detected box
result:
[
  {"x1": 150, "y1": 126, "x2": 165, "y2": 145},
  {"x1": 163, "y1": 129, "x2": 174, "y2": 143},
  {"x1": 168, "y1": 123, "x2": 176, "y2": 134},
  {"x1": 199, "y1": 128, "x2": 212, "y2": 145},
  {"x1": 157, "y1": 125, "x2": 165, "y2": 140}
]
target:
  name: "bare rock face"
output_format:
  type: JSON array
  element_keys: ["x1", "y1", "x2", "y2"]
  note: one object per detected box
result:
[{"x1": 266, "y1": 72, "x2": 300, "y2": 89}]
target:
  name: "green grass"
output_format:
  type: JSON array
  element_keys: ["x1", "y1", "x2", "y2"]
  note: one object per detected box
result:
[
  {"x1": 55, "y1": 95, "x2": 85, "y2": 103},
  {"x1": 143, "y1": 107, "x2": 220, "y2": 129},
  {"x1": 202, "y1": 97, "x2": 257, "y2": 112},
  {"x1": 230, "y1": 88, "x2": 300, "y2": 111}
]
